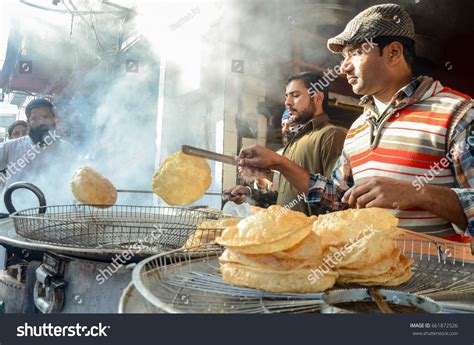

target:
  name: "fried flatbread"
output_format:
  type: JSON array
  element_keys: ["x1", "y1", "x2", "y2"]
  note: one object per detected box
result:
[
  {"x1": 220, "y1": 263, "x2": 338, "y2": 293},
  {"x1": 71, "y1": 167, "x2": 117, "y2": 208},
  {"x1": 314, "y1": 208, "x2": 399, "y2": 251},
  {"x1": 337, "y1": 254, "x2": 414, "y2": 286},
  {"x1": 219, "y1": 234, "x2": 323, "y2": 270},
  {"x1": 216, "y1": 205, "x2": 316, "y2": 252},
  {"x1": 336, "y1": 248, "x2": 401, "y2": 278},
  {"x1": 152, "y1": 151, "x2": 211, "y2": 206}
]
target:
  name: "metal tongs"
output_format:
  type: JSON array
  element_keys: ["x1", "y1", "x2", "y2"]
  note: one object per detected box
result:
[{"x1": 181, "y1": 145, "x2": 272, "y2": 174}]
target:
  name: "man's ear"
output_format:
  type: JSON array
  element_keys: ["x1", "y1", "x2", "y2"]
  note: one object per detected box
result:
[
  {"x1": 315, "y1": 91, "x2": 324, "y2": 109},
  {"x1": 385, "y1": 41, "x2": 404, "y2": 66}
]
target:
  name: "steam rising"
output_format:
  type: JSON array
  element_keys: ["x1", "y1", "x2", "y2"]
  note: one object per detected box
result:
[{"x1": 4, "y1": 0, "x2": 229, "y2": 209}]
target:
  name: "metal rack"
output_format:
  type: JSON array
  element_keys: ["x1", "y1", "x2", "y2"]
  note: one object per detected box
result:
[
  {"x1": 132, "y1": 238, "x2": 474, "y2": 313},
  {"x1": 10, "y1": 205, "x2": 227, "y2": 253}
]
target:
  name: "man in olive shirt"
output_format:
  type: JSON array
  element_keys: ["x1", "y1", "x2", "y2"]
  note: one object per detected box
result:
[{"x1": 224, "y1": 72, "x2": 346, "y2": 215}]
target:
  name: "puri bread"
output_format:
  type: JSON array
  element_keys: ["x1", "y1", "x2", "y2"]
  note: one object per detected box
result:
[
  {"x1": 216, "y1": 205, "x2": 316, "y2": 252},
  {"x1": 314, "y1": 208, "x2": 398, "y2": 250},
  {"x1": 226, "y1": 225, "x2": 313, "y2": 254},
  {"x1": 219, "y1": 248, "x2": 312, "y2": 271},
  {"x1": 336, "y1": 254, "x2": 414, "y2": 286},
  {"x1": 184, "y1": 218, "x2": 241, "y2": 249},
  {"x1": 271, "y1": 231, "x2": 322, "y2": 262},
  {"x1": 220, "y1": 263, "x2": 338, "y2": 293},
  {"x1": 326, "y1": 229, "x2": 402, "y2": 269},
  {"x1": 152, "y1": 151, "x2": 211, "y2": 206},
  {"x1": 217, "y1": 207, "x2": 414, "y2": 292},
  {"x1": 70, "y1": 167, "x2": 117, "y2": 208},
  {"x1": 219, "y1": 232, "x2": 323, "y2": 271},
  {"x1": 250, "y1": 206, "x2": 265, "y2": 214},
  {"x1": 313, "y1": 208, "x2": 402, "y2": 269},
  {"x1": 312, "y1": 208, "x2": 413, "y2": 287},
  {"x1": 336, "y1": 248, "x2": 402, "y2": 278}
]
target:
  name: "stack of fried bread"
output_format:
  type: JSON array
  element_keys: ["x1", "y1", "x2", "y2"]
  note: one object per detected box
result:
[
  {"x1": 313, "y1": 208, "x2": 414, "y2": 286},
  {"x1": 216, "y1": 207, "x2": 414, "y2": 293},
  {"x1": 216, "y1": 205, "x2": 338, "y2": 293},
  {"x1": 184, "y1": 217, "x2": 241, "y2": 250}
]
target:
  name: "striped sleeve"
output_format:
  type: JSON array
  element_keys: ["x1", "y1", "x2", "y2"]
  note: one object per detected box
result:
[
  {"x1": 449, "y1": 107, "x2": 474, "y2": 236},
  {"x1": 305, "y1": 149, "x2": 353, "y2": 213}
]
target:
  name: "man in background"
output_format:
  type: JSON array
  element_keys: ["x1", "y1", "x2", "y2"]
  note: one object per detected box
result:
[
  {"x1": 7, "y1": 120, "x2": 28, "y2": 140},
  {"x1": 0, "y1": 120, "x2": 29, "y2": 192},
  {"x1": 224, "y1": 72, "x2": 347, "y2": 215},
  {"x1": 0, "y1": 98, "x2": 77, "y2": 209}
]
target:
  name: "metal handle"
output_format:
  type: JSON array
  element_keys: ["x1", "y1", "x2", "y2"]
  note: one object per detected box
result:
[
  {"x1": 33, "y1": 253, "x2": 67, "y2": 314},
  {"x1": 4, "y1": 182, "x2": 47, "y2": 214},
  {"x1": 34, "y1": 267, "x2": 66, "y2": 313},
  {"x1": 182, "y1": 145, "x2": 239, "y2": 166},
  {"x1": 182, "y1": 145, "x2": 273, "y2": 174}
]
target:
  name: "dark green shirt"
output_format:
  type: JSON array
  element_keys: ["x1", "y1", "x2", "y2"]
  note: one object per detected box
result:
[{"x1": 274, "y1": 114, "x2": 346, "y2": 215}]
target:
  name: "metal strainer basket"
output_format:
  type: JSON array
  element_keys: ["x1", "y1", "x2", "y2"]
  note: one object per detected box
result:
[
  {"x1": 10, "y1": 204, "x2": 228, "y2": 252},
  {"x1": 132, "y1": 238, "x2": 474, "y2": 313}
]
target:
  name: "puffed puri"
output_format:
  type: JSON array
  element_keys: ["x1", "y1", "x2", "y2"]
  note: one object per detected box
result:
[
  {"x1": 71, "y1": 166, "x2": 117, "y2": 208},
  {"x1": 151, "y1": 151, "x2": 211, "y2": 206}
]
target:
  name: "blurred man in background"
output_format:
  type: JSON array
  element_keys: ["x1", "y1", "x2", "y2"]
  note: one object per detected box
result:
[
  {"x1": 7, "y1": 120, "x2": 28, "y2": 140},
  {"x1": 0, "y1": 98, "x2": 77, "y2": 209}
]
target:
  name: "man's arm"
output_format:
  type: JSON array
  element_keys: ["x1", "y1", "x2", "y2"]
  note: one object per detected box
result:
[
  {"x1": 343, "y1": 177, "x2": 468, "y2": 229},
  {"x1": 421, "y1": 186, "x2": 469, "y2": 230},
  {"x1": 305, "y1": 150, "x2": 353, "y2": 213},
  {"x1": 416, "y1": 107, "x2": 474, "y2": 233},
  {"x1": 344, "y1": 108, "x2": 474, "y2": 235},
  {"x1": 238, "y1": 145, "x2": 353, "y2": 212},
  {"x1": 448, "y1": 107, "x2": 474, "y2": 236},
  {"x1": 239, "y1": 146, "x2": 311, "y2": 194},
  {"x1": 0, "y1": 140, "x2": 11, "y2": 172}
]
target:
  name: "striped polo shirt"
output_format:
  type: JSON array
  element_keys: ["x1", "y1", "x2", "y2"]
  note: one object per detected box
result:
[{"x1": 344, "y1": 77, "x2": 472, "y2": 237}]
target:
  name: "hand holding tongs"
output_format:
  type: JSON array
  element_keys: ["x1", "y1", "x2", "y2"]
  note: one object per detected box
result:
[{"x1": 181, "y1": 145, "x2": 273, "y2": 175}]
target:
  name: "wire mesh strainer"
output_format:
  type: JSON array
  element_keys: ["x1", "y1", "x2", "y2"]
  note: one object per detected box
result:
[
  {"x1": 132, "y1": 238, "x2": 474, "y2": 313},
  {"x1": 11, "y1": 204, "x2": 229, "y2": 252}
]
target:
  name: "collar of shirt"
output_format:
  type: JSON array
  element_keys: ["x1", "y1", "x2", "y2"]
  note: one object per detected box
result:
[
  {"x1": 291, "y1": 113, "x2": 330, "y2": 137},
  {"x1": 359, "y1": 75, "x2": 425, "y2": 122}
]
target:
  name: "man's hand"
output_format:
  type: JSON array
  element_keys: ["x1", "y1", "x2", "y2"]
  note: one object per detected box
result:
[
  {"x1": 222, "y1": 185, "x2": 251, "y2": 204},
  {"x1": 239, "y1": 144, "x2": 311, "y2": 195},
  {"x1": 238, "y1": 145, "x2": 283, "y2": 170},
  {"x1": 342, "y1": 177, "x2": 418, "y2": 209}
]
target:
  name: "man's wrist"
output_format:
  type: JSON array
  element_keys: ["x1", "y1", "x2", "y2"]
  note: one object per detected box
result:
[
  {"x1": 414, "y1": 184, "x2": 427, "y2": 209},
  {"x1": 414, "y1": 183, "x2": 434, "y2": 209},
  {"x1": 274, "y1": 155, "x2": 290, "y2": 173}
]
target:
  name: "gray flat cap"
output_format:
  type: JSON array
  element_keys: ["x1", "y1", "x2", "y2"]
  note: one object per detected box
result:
[{"x1": 327, "y1": 3, "x2": 415, "y2": 53}]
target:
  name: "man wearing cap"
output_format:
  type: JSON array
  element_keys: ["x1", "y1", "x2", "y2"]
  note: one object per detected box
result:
[
  {"x1": 238, "y1": 3, "x2": 473, "y2": 242},
  {"x1": 0, "y1": 98, "x2": 76, "y2": 209},
  {"x1": 224, "y1": 72, "x2": 347, "y2": 215}
]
